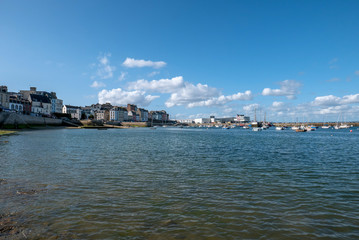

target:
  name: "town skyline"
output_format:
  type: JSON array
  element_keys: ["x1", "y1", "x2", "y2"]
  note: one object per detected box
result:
[{"x1": 1, "y1": 1, "x2": 359, "y2": 122}]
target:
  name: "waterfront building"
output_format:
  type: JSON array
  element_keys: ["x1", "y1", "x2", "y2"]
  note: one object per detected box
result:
[
  {"x1": 150, "y1": 110, "x2": 169, "y2": 122},
  {"x1": 215, "y1": 117, "x2": 236, "y2": 123},
  {"x1": 0, "y1": 86, "x2": 10, "y2": 109},
  {"x1": 101, "y1": 103, "x2": 113, "y2": 111},
  {"x1": 20, "y1": 87, "x2": 63, "y2": 114},
  {"x1": 63, "y1": 105, "x2": 82, "y2": 120},
  {"x1": 51, "y1": 98, "x2": 63, "y2": 113},
  {"x1": 119, "y1": 107, "x2": 128, "y2": 122},
  {"x1": 95, "y1": 109, "x2": 109, "y2": 121},
  {"x1": 127, "y1": 104, "x2": 137, "y2": 113},
  {"x1": 9, "y1": 96, "x2": 23, "y2": 112},
  {"x1": 81, "y1": 106, "x2": 95, "y2": 119},
  {"x1": 110, "y1": 107, "x2": 120, "y2": 121},
  {"x1": 21, "y1": 99, "x2": 31, "y2": 115},
  {"x1": 127, "y1": 110, "x2": 137, "y2": 121},
  {"x1": 29, "y1": 94, "x2": 52, "y2": 115},
  {"x1": 90, "y1": 103, "x2": 102, "y2": 112},
  {"x1": 194, "y1": 118, "x2": 211, "y2": 124},
  {"x1": 177, "y1": 119, "x2": 194, "y2": 124},
  {"x1": 137, "y1": 108, "x2": 149, "y2": 122},
  {"x1": 235, "y1": 114, "x2": 250, "y2": 123}
]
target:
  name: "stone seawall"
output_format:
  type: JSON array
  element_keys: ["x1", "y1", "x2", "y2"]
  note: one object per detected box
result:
[
  {"x1": 121, "y1": 122, "x2": 150, "y2": 127},
  {"x1": 0, "y1": 112, "x2": 62, "y2": 128}
]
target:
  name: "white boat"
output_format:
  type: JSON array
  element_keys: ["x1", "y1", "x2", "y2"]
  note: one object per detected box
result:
[
  {"x1": 276, "y1": 126, "x2": 284, "y2": 130},
  {"x1": 305, "y1": 126, "x2": 314, "y2": 131},
  {"x1": 291, "y1": 126, "x2": 299, "y2": 130},
  {"x1": 252, "y1": 127, "x2": 262, "y2": 131},
  {"x1": 339, "y1": 124, "x2": 350, "y2": 129},
  {"x1": 321, "y1": 125, "x2": 330, "y2": 129},
  {"x1": 243, "y1": 125, "x2": 250, "y2": 129}
]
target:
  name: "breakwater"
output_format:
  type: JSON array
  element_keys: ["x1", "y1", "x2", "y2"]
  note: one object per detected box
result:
[{"x1": 0, "y1": 112, "x2": 62, "y2": 129}]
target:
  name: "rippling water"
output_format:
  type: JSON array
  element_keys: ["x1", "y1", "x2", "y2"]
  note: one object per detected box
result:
[{"x1": 1, "y1": 127, "x2": 359, "y2": 239}]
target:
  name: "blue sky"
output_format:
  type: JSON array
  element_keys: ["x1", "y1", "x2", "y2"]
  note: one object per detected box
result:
[{"x1": 1, "y1": 0, "x2": 359, "y2": 121}]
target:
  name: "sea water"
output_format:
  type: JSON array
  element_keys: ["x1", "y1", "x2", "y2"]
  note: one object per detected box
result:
[{"x1": 1, "y1": 127, "x2": 358, "y2": 239}]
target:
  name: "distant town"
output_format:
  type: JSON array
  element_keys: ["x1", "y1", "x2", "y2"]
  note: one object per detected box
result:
[{"x1": 0, "y1": 85, "x2": 252, "y2": 126}]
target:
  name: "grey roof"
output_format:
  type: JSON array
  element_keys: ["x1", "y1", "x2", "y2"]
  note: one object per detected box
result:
[{"x1": 30, "y1": 94, "x2": 51, "y2": 104}]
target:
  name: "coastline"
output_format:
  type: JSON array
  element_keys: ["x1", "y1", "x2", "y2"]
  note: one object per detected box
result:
[{"x1": 0, "y1": 130, "x2": 17, "y2": 136}]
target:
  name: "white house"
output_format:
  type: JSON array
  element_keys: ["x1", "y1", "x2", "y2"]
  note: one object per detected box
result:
[
  {"x1": 29, "y1": 94, "x2": 51, "y2": 115},
  {"x1": 194, "y1": 118, "x2": 211, "y2": 124},
  {"x1": 63, "y1": 105, "x2": 82, "y2": 120},
  {"x1": 51, "y1": 98, "x2": 63, "y2": 113}
]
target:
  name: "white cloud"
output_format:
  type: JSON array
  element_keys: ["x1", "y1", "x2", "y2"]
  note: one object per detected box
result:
[
  {"x1": 312, "y1": 93, "x2": 359, "y2": 106},
  {"x1": 341, "y1": 93, "x2": 359, "y2": 104},
  {"x1": 127, "y1": 76, "x2": 252, "y2": 108},
  {"x1": 122, "y1": 57, "x2": 166, "y2": 69},
  {"x1": 118, "y1": 72, "x2": 127, "y2": 81},
  {"x1": 128, "y1": 76, "x2": 185, "y2": 93},
  {"x1": 312, "y1": 95, "x2": 341, "y2": 106},
  {"x1": 165, "y1": 82, "x2": 220, "y2": 108},
  {"x1": 186, "y1": 90, "x2": 253, "y2": 108},
  {"x1": 93, "y1": 53, "x2": 116, "y2": 79},
  {"x1": 90, "y1": 81, "x2": 106, "y2": 88},
  {"x1": 272, "y1": 101, "x2": 285, "y2": 108},
  {"x1": 262, "y1": 80, "x2": 301, "y2": 99},
  {"x1": 317, "y1": 105, "x2": 349, "y2": 115},
  {"x1": 243, "y1": 103, "x2": 260, "y2": 112},
  {"x1": 98, "y1": 88, "x2": 159, "y2": 106}
]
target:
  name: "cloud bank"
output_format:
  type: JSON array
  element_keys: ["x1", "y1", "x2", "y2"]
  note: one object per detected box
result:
[
  {"x1": 98, "y1": 88, "x2": 159, "y2": 107},
  {"x1": 128, "y1": 76, "x2": 185, "y2": 93}
]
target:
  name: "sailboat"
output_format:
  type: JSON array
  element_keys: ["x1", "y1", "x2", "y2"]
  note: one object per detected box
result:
[{"x1": 335, "y1": 113, "x2": 350, "y2": 129}]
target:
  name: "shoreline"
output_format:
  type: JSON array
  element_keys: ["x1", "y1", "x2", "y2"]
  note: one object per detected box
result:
[{"x1": 0, "y1": 130, "x2": 17, "y2": 136}]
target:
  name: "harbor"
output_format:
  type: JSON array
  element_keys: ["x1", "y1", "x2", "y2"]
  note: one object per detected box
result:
[{"x1": 1, "y1": 127, "x2": 358, "y2": 239}]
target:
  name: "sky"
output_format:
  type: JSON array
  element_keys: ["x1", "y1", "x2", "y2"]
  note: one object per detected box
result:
[{"x1": 1, "y1": 0, "x2": 359, "y2": 122}]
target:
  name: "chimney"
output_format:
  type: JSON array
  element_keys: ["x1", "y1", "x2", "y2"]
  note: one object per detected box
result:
[{"x1": 30, "y1": 87, "x2": 37, "y2": 92}]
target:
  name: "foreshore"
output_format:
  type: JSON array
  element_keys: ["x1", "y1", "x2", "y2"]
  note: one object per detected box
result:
[{"x1": 0, "y1": 130, "x2": 16, "y2": 136}]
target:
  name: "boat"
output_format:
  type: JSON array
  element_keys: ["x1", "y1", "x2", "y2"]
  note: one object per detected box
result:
[
  {"x1": 321, "y1": 125, "x2": 331, "y2": 129},
  {"x1": 291, "y1": 126, "x2": 299, "y2": 130},
  {"x1": 296, "y1": 128, "x2": 307, "y2": 132},
  {"x1": 252, "y1": 127, "x2": 262, "y2": 131},
  {"x1": 276, "y1": 126, "x2": 284, "y2": 130},
  {"x1": 339, "y1": 124, "x2": 350, "y2": 129},
  {"x1": 295, "y1": 125, "x2": 307, "y2": 132},
  {"x1": 243, "y1": 125, "x2": 250, "y2": 129},
  {"x1": 261, "y1": 125, "x2": 269, "y2": 130}
]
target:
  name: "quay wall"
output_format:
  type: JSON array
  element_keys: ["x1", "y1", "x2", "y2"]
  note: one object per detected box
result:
[
  {"x1": 0, "y1": 112, "x2": 62, "y2": 128},
  {"x1": 121, "y1": 122, "x2": 150, "y2": 127}
]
